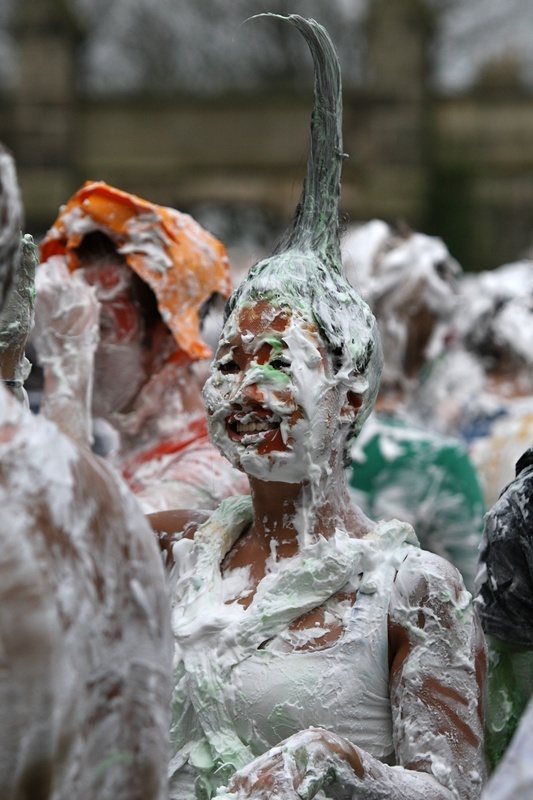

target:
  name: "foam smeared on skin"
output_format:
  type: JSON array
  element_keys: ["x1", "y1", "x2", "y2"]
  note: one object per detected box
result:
[
  {"x1": 168, "y1": 497, "x2": 419, "y2": 797},
  {"x1": 216, "y1": 729, "x2": 448, "y2": 800},
  {"x1": 205, "y1": 299, "x2": 372, "y2": 476},
  {"x1": 107, "y1": 357, "x2": 249, "y2": 512},
  {"x1": 388, "y1": 550, "x2": 484, "y2": 798},
  {"x1": 0, "y1": 382, "x2": 173, "y2": 798},
  {"x1": 33, "y1": 256, "x2": 100, "y2": 446},
  {"x1": 204, "y1": 292, "x2": 377, "y2": 549},
  {"x1": 224, "y1": 248, "x2": 382, "y2": 435},
  {"x1": 223, "y1": 558, "x2": 483, "y2": 800},
  {"x1": 168, "y1": 497, "x2": 484, "y2": 799},
  {"x1": 204, "y1": 306, "x2": 345, "y2": 494},
  {"x1": 33, "y1": 259, "x2": 248, "y2": 511}
]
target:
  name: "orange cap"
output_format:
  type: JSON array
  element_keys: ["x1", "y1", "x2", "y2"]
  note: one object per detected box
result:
[{"x1": 40, "y1": 181, "x2": 232, "y2": 360}]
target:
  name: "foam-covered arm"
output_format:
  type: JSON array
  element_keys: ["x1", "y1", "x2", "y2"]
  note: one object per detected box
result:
[
  {"x1": 387, "y1": 551, "x2": 486, "y2": 800},
  {"x1": 217, "y1": 728, "x2": 359, "y2": 800},
  {"x1": 219, "y1": 552, "x2": 485, "y2": 800},
  {"x1": 32, "y1": 257, "x2": 99, "y2": 447},
  {"x1": 218, "y1": 725, "x2": 453, "y2": 800},
  {"x1": 0, "y1": 233, "x2": 37, "y2": 405},
  {"x1": 148, "y1": 508, "x2": 211, "y2": 569}
]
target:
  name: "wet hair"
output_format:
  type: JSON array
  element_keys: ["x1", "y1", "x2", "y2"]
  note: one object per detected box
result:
[
  {"x1": 225, "y1": 250, "x2": 382, "y2": 452},
  {"x1": 223, "y1": 16, "x2": 383, "y2": 451}
]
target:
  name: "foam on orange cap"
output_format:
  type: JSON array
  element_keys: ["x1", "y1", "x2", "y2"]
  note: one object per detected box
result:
[{"x1": 40, "y1": 181, "x2": 232, "y2": 360}]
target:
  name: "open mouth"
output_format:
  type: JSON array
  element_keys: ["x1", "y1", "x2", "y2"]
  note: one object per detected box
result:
[{"x1": 227, "y1": 412, "x2": 280, "y2": 442}]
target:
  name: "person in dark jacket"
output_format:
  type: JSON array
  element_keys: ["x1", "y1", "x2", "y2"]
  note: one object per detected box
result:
[{"x1": 477, "y1": 445, "x2": 533, "y2": 770}]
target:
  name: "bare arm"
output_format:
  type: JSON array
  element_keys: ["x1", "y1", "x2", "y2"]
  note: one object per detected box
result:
[
  {"x1": 147, "y1": 507, "x2": 211, "y2": 568},
  {"x1": 32, "y1": 257, "x2": 99, "y2": 446}
]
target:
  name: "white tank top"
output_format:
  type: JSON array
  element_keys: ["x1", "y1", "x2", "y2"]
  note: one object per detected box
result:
[
  {"x1": 227, "y1": 565, "x2": 396, "y2": 760},
  {"x1": 168, "y1": 496, "x2": 418, "y2": 798}
]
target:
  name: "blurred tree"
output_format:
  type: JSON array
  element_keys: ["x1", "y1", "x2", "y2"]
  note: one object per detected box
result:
[
  {"x1": 1, "y1": 0, "x2": 533, "y2": 97},
  {"x1": 72, "y1": 0, "x2": 367, "y2": 96}
]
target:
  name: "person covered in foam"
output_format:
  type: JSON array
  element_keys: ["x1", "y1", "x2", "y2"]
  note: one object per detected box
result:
[
  {"x1": 414, "y1": 258, "x2": 533, "y2": 507},
  {"x1": 0, "y1": 146, "x2": 172, "y2": 798},
  {"x1": 151, "y1": 15, "x2": 486, "y2": 800},
  {"x1": 32, "y1": 182, "x2": 248, "y2": 513},
  {"x1": 341, "y1": 220, "x2": 485, "y2": 593}
]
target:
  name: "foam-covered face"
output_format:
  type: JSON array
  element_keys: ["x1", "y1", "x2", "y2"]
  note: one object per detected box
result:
[
  {"x1": 81, "y1": 262, "x2": 149, "y2": 416},
  {"x1": 203, "y1": 301, "x2": 352, "y2": 484}
]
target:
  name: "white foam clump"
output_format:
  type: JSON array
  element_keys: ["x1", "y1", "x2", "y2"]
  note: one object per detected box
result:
[
  {"x1": 121, "y1": 212, "x2": 174, "y2": 275},
  {"x1": 456, "y1": 260, "x2": 533, "y2": 362},
  {"x1": 342, "y1": 220, "x2": 460, "y2": 316}
]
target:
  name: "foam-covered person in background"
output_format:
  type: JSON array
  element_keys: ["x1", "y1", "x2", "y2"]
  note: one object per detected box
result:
[
  {"x1": 476, "y1": 445, "x2": 533, "y2": 772},
  {"x1": 342, "y1": 219, "x2": 461, "y2": 399},
  {"x1": 0, "y1": 146, "x2": 172, "y2": 798},
  {"x1": 32, "y1": 182, "x2": 249, "y2": 513},
  {"x1": 414, "y1": 258, "x2": 533, "y2": 508},
  {"x1": 341, "y1": 219, "x2": 485, "y2": 593},
  {"x1": 151, "y1": 15, "x2": 486, "y2": 800}
]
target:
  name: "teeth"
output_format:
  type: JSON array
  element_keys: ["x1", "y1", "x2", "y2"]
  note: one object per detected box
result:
[{"x1": 236, "y1": 420, "x2": 275, "y2": 433}]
